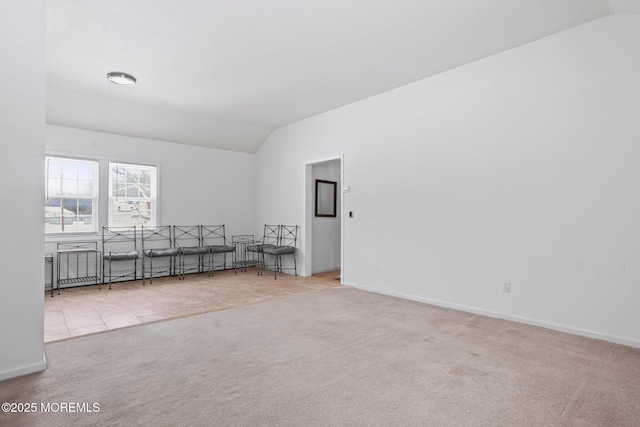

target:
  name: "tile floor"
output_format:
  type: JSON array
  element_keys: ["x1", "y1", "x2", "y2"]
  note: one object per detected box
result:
[{"x1": 44, "y1": 268, "x2": 342, "y2": 342}]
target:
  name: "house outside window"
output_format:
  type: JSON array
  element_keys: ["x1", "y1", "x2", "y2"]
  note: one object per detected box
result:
[{"x1": 45, "y1": 156, "x2": 99, "y2": 233}]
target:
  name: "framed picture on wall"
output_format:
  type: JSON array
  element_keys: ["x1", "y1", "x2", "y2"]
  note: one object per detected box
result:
[{"x1": 315, "y1": 179, "x2": 337, "y2": 217}]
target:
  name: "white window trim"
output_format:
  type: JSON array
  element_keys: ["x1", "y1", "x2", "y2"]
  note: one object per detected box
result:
[
  {"x1": 44, "y1": 151, "x2": 160, "y2": 242},
  {"x1": 108, "y1": 161, "x2": 158, "y2": 228},
  {"x1": 45, "y1": 155, "x2": 100, "y2": 236}
]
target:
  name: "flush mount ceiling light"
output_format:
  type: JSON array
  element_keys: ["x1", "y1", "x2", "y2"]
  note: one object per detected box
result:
[{"x1": 106, "y1": 72, "x2": 136, "y2": 86}]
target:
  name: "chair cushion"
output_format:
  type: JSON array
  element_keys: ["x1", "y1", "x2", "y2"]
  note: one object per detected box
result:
[
  {"x1": 104, "y1": 250, "x2": 139, "y2": 261},
  {"x1": 144, "y1": 248, "x2": 179, "y2": 257},
  {"x1": 262, "y1": 246, "x2": 295, "y2": 255},
  {"x1": 180, "y1": 246, "x2": 209, "y2": 255},
  {"x1": 209, "y1": 245, "x2": 235, "y2": 253},
  {"x1": 247, "y1": 244, "x2": 274, "y2": 252}
]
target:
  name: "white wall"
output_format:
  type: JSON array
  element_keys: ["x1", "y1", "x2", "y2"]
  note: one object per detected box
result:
[
  {"x1": 0, "y1": 0, "x2": 46, "y2": 380},
  {"x1": 255, "y1": 15, "x2": 640, "y2": 347},
  {"x1": 312, "y1": 161, "x2": 341, "y2": 273},
  {"x1": 46, "y1": 125, "x2": 256, "y2": 274}
]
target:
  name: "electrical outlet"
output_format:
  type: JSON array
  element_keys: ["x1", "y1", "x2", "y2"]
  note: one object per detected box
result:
[{"x1": 503, "y1": 282, "x2": 511, "y2": 293}]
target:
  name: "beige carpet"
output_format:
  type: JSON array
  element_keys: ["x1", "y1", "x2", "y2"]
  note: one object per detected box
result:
[{"x1": 1, "y1": 287, "x2": 640, "y2": 426}]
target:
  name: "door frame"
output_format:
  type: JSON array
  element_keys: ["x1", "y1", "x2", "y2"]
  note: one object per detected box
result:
[{"x1": 303, "y1": 155, "x2": 344, "y2": 282}]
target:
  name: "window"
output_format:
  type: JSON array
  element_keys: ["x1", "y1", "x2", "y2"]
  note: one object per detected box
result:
[
  {"x1": 109, "y1": 162, "x2": 157, "y2": 227},
  {"x1": 45, "y1": 156, "x2": 99, "y2": 233}
]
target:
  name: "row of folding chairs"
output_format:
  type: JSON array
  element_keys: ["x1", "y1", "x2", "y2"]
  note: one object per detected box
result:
[{"x1": 101, "y1": 225, "x2": 234, "y2": 287}]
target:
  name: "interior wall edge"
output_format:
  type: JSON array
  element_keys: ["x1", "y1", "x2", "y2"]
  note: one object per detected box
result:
[{"x1": 0, "y1": 358, "x2": 47, "y2": 382}]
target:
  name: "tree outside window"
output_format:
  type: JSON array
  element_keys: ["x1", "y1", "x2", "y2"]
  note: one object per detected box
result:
[{"x1": 109, "y1": 162, "x2": 157, "y2": 227}]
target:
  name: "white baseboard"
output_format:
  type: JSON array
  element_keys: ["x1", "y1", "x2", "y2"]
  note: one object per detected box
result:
[
  {"x1": 0, "y1": 354, "x2": 47, "y2": 382},
  {"x1": 343, "y1": 282, "x2": 640, "y2": 349}
]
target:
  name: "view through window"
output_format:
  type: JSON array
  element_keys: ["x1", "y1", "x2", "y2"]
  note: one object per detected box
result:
[
  {"x1": 45, "y1": 157, "x2": 158, "y2": 233},
  {"x1": 109, "y1": 162, "x2": 157, "y2": 227},
  {"x1": 45, "y1": 156, "x2": 98, "y2": 233}
]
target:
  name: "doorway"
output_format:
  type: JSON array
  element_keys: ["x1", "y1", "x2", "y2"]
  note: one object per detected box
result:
[{"x1": 304, "y1": 156, "x2": 343, "y2": 282}]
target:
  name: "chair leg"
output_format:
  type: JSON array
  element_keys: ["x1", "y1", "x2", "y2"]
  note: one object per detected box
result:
[
  {"x1": 233, "y1": 248, "x2": 238, "y2": 274},
  {"x1": 233, "y1": 251, "x2": 237, "y2": 274},
  {"x1": 274, "y1": 254, "x2": 278, "y2": 279},
  {"x1": 256, "y1": 251, "x2": 260, "y2": 275}
]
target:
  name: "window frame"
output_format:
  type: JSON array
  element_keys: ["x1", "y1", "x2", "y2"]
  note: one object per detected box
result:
[
  {"x1": 44, "y1": 152, "x2": 160, "y2": 241},
  {"x1": 108, "y1": 161, "x2": 158, "y2": 228},
  {"x1": 45, "y1": 155, "x2": 99, "y2": 235}
]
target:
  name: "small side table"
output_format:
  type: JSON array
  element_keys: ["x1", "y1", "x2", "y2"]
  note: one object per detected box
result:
[
  {"x1": 232, "y1": 235, "x2": 256, "y2": 272},
  {"x1": 45, "y1": 253, "x2": 54, "y2": 297},
  {"x1": 57, "y1": 242, "x2": 101, "y2": 293}
]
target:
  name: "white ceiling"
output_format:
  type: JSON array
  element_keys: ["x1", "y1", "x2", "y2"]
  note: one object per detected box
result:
[{"x1": 46, "y1": 0, "x2": 636, "y2": 152}]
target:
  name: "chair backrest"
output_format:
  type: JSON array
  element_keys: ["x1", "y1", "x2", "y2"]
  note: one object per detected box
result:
[
  {"x1": 278, "y1": 225, "x2": 298, "y2": 247},
  {"x1": 201, "y1": 225, "x2": 227, "y2": 246},
  {"x1": 263, "y1": 224, "x2": 280, "y2": 245},
  {"x1": 173, "y1": 225, "x2": 201, "y2": 249},
  {"x1": 141, "y1": 225, "x2": 173, "y2": 251},
  {"x1": 102, "y1": 226, "x2": 137, "y2": 254}
]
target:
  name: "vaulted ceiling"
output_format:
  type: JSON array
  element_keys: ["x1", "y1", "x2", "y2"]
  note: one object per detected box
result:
[{"x1": 46, "y1": 0, "x2": 639, "y2": 152}]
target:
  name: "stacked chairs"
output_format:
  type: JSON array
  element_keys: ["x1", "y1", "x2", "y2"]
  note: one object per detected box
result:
[
  {"x1": 262, "y1": 225, "x2": 298, "y2": 279},
  {"x1": 247, "y1": 224, "x2": 279, "y2": 276},
  {"x1": 201, "y1": 225, "x2": 235, "y2": 276},
  {"x1": 174, "y1": 225, "x2": 209, "y2": 279},
  {"x1": 102, "y1": 226, "x2": 140, "y2": 289},
  {"x1": 142, "y1": 225, "x2": 179, "y2": 284}
]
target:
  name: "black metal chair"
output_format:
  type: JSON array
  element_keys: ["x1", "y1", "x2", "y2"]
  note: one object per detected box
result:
[
  {"x1": 247, "y1": 224, "x2": 279, "y2": 276},
  {"x1": 102, "y1": 226, "x2": 139, "y2": 289},
  {"x1": 262, "y1": 225, "x2": 298, "y2": 279},
  {"x1": 174, "y1": 225, "x2": 209, "y2": 279},
  {"x1": 201, "y1": 225, "x2": 235, "y2": 276},
  {"x1": 141, "y1": 226, "x2": 179, "y2": 284}
]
